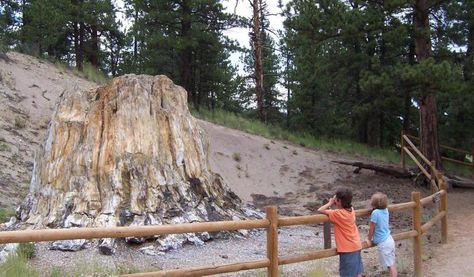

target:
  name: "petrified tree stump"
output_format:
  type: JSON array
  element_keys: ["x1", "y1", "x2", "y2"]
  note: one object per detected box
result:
[{"x1": 15, "y1": 75, "x2": 253, "y2": 254}]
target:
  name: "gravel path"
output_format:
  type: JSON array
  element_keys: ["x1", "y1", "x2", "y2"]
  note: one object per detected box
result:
[
  {"x1": 29, "y1": 225, "x2": 342, "y2": 276},
  {"x1": 27, "y1": 222, "x2": 423, "y2": 277},
  {"x1": 423, "y1": 188, "x2": 474, "y2": 276}
]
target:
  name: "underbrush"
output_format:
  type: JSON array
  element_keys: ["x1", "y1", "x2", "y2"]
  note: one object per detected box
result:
[
  {"x1": 0, "y1": 207, "x2": 15, "y2": 223},
  {"x1": 192, "y1": 108, "x2": 400, "y2": 164},
  {"x1": 193, "y1": 108, "x2": 472, "y2": 177},
  {"x1": 0, "y1": 254, "x2": 152, "y2": 277}
]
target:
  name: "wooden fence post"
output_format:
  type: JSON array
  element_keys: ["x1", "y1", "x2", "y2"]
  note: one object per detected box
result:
[
  {"x1": 323, "y1": 199, "x2": 332, "y2": 249},
  {"x1": 266, "y1": 206, "x2": 279, "y2": 277},
  {"x1": 430, "y1": 160, "x2": 437, "y2": 192},
  {"x1": 439, "y1": 178, "x2": 448, "y2": 244},
  {"x1": 412, "y1": 192, "x2": 422, "y2": 277},
  {"x1": 401, "y1": 131, "x2": 406, "y2": 170}
]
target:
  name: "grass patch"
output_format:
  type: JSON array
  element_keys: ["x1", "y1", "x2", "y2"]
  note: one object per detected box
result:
[
  {"x1": 0, "y1": 254, "x2": 39, "y2": 277},
  {"x1": 0, "y1": 142, "x2": 10, "y2": 152},
  {"x1": 192, "y1": 108, "x2": 401, "y2": 164},
  {"x1": 232, "y1": 152, "x2": 241, "y2": 162},
  {"x1": 193, "y1": 108, "x2": 473, "y2": 177},
  {"x1": 54, "y1": 60, "x2": 108, "y2": 84},
  {"x1": 14, "y1": 117, "x2": 26, "y2": 129},
  {"x1": 17, "y1": 243, "x2": 36, "y2": 259},
  {"x1": 76, "y1": 63, "x2": 108, "y2": 84},
  {"x1": 45, "y1": 261, "x2": 157, "y2": 277},
  {"x1": 0, "y1": 207, "x2": 15, "y2": 223},
  {"x1": 443, "y1": 160, "x2": 473, "y2": 177}
]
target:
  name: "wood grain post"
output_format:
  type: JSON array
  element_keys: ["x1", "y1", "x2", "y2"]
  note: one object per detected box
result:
[
  {"x1": 266, "y1": 206, "x2": 279, "y2": 277},
  {"x1": 439, "y1": 178, "x2": 448, "y2": 244},
  {"x1": 323, "y1": 199, "x2": 331, "y2": 249},
  {"x1": 430, "y1": 160, "x2": 437, "y2": 192},
  {"x1": 401, "y1": 130, "x2": 406, "y2": 170},
  {"x1": 412, "y1": 192, "x2": 423, "y2": 277}
]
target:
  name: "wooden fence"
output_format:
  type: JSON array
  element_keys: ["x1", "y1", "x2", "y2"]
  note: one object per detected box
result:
[
  {"x1": 401, "y1": 131, "x2": 474, "y2": 175},
  {"x1": 0, "y1": 182, "x2": 447, "y2": 277}
]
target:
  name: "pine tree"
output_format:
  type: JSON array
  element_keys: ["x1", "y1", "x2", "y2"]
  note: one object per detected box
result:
[{"x1": 122, "y1": 0, "x2": 239, "y2": 110}]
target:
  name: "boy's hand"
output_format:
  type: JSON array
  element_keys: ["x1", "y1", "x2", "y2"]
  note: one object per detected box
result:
[
  {"x1": 363, "y1": 239, "x2": 372, "y2": 248},
  {"x1": 328, "y1": 195, "x2": 336, "y2": 206}
]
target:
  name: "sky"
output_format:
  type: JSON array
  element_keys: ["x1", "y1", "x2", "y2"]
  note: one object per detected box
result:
[
  {"x1": 113, "y1": 0, "x2": 289, "y2": 74},
  {"x1": 222, "y1": 0, "x2": 289, "y2": 73}
]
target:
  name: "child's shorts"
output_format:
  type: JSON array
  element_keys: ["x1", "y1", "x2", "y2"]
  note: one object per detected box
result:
[
  {"x1": 339, "y1": 250, "x2": 363, "y2": 277},
  {"x1": 377, "y1": 235, "x2": 396, "y2": 267}
]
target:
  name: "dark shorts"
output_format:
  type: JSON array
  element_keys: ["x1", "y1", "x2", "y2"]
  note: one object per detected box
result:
[{"x1": 339, "y1": 250, "x2": 363, "y2": 277}]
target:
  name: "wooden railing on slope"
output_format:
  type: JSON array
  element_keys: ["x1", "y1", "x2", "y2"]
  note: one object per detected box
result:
[
  {"x1": 401, "y1": 133, "x2": 445, "y2": 191},
  {"x1": 401, "y1": 132, "x2": 473, "y2": 175},
  {"x1": 0, "y1": 180, "x2": 448, "y2": 277}
]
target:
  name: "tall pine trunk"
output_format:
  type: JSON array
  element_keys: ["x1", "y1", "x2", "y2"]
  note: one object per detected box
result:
[
  {"x1": 180, "y1": 0, "x2": 194, "y2": 107},
  {"x1": 252, "y1": 0, "x2": 265, "y2": 122},
  {"x1": 403, "y1": 39, "x2": 416, "y2": 133},
  {"x1": 414, "y1": 0, "x2": 442, "y2": 169},
  {"x1": 90, "y1": 24, "x2": 99, "y2": 68}
]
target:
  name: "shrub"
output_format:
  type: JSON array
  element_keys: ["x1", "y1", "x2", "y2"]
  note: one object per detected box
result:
[
  {"x1": 0, "y1": 254, "x2": 39, "y2": 277},
  {"x1": 232, "y1": 152, "x2": 241, "y2": 162},
  {"x1": 17, "y1": 243, "x2": 36, "y2": 259},
  {"x1": 0, "y1": 207, "x2": 15, "y2": 222},
  {"x1": 14, "y1": 117, "x2": 26, "y2": 129},
  {"x1": 0, "y1": 142, "x2": 10, "y2": 152}
]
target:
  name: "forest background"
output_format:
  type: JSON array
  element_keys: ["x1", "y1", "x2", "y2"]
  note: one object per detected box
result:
[{"x1": 1, "y1": 0, "x2": 472, "y2": 166}]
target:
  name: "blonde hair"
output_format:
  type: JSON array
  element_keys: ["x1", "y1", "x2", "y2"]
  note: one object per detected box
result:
[{"x1": 371, "y1": 192, "x2": 388, "y2": 209}]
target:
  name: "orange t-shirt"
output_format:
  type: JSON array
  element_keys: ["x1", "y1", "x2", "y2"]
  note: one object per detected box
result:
[{"x1": 326, "y1": 208, "x2": 362, "y2": 253}]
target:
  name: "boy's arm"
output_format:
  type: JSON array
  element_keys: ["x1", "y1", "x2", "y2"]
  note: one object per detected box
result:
[
  {"x1": 365, "y1": 221, "x2": 376, "y2": 247},
  {"x1": 317, "y1": 196, "x2": 335, "y2": 215}
]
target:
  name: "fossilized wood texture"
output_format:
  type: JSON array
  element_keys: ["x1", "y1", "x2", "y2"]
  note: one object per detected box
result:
[{"x1": 16, "y1": 75, "x2": 250, "y2": 252}]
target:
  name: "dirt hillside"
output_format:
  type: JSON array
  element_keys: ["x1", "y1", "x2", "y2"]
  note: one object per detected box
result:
[{"x1": 0, "y1": 52, "x2": 96, "y2": 208}]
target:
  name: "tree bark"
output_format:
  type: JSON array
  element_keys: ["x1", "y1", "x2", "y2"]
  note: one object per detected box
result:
[
  {"x1": 73, "y1": 22, "x2": 83, "y2": 71},
  {"x1": 90, "y1": 24, "x2": 99, "y2": 68},
  {"x1": 414, "y1": 0, "x2": 442, "y2": 169},
  {"x1": 252, "y1": 0, "x2": 266, "y2": 122},
  {"x1": 180, "y1": 0, "x2": 194, "y2": 107}
]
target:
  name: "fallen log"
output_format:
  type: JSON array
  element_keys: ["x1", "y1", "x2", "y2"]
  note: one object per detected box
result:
[
  {"x1": 332, "y1": 160, "x2": 415, "y2": 178},
  {"x1": 444, "y1": 173, "x2": 474, "y2": 188}
]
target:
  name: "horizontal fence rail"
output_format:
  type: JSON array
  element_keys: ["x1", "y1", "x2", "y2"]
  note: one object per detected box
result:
[{"x1": 0, "y1": 219, "x2": 270, "y2": 244}]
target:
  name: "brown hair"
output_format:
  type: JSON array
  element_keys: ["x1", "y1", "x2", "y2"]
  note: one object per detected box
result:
[
  {"x1": 371, "y1": 192, "x2": 388, "y2": 209},
  {"x1": 335, "y1": 188, "x2": 353, "y2": 209}
]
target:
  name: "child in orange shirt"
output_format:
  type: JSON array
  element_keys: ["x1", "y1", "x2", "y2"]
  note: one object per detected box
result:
[{"x1": 318, "y1": 188, "x2": 363, "y2": 277}]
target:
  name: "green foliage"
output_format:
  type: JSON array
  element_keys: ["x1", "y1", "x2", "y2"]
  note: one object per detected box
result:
[
  {"x1": 17, "y1": 243, "x2": 36, "y2": 260},
  {"x1": 0, "y1": 254, "x2": 39, "y2": 277},
  {"x1": 0, "y1": 207, "x2": 15, "y2": 223},
  {"x1": 47, "y1": 262, "x2": 157, "y2": 276},
  {"x1": 232, "y1": 152, "x2": 241, "y2": 162},
  {"x1": 73, "y1": 63, "x2": 109, "y2": 84},
  {"x1": 0, "y1": 142, "x2": 11, "y2": 152},
  {"x1": 121, "y1": 0, "x2": 240, "y2": 111},
  {"x1": 193, "y1": 108, "x2": 400, "y2": 163},
  {"x1": 14, "y1": 117, "x2": 26, "y2": 129},
  {"x1": 15, "y1": 262, "x2": 159, "y2": 277}
]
